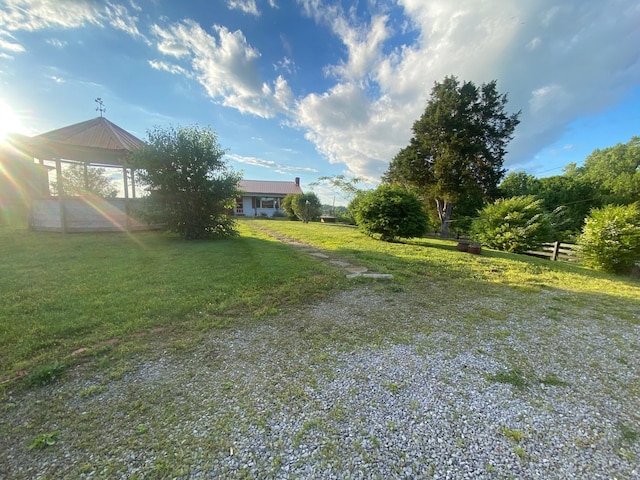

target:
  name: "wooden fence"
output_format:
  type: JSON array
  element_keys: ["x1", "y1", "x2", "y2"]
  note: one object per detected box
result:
[{"x1": 525, "y1": 241, "x2": 579, "y2": 262}]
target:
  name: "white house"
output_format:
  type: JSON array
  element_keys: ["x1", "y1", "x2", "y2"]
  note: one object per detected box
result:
[{"x1": 235, "y1": 178, "x2": 303, "y2": 217}]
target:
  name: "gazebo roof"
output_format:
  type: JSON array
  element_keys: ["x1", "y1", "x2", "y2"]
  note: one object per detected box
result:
[
  {"x1": 37, "y1": 117, "x2": 144, "y2": 151},
  {"x1": 14, "y1": 117, "x2": 145, "y2": 167}
]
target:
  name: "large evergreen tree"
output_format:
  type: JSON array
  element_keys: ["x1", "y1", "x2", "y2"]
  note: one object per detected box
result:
[
  {"x1": 385, "y1": 76, "x2": 520, "y2": 235},
  {"x1": 132, "y1": 125, "x2": 241, "y2": 239}
]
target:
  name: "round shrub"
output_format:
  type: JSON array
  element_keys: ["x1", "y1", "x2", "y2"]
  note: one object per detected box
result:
[
  {"x1": 281, "y1": 194, "x2": 297, "y2": 220},
  {"x1": 577, "y1": 203, "x2": 640, "y2": 274},
  {"x1": 470, "y1": 196, "x2": 554, "y2": 253},
  {"x1": 291, "y1": 193, "x2": 322, "y2": 223},
  {"x1": 353, "y1": 186, "x2": 429, "y2": 241}
]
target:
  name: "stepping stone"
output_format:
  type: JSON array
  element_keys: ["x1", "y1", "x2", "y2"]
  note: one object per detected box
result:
[
  {"x1": 362, "y1": 273, "x2": 394, "y2": 279},
  {"x1": 346, "y1": 272, "x2": 394, "y2": 279},
  {"x1": 329, "y1": 260, "x2": 350, "y2": 267},
  {"x1": 345, "y1": 266, "x2": 368, "y2": 273},
  {"x1": 310, "y1": 252, "x2": 330, "y2": 258}
]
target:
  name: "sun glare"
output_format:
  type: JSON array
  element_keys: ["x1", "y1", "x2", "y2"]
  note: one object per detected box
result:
[{"x1": 0, "y1": 99, "x2": 27, "y2": 144}]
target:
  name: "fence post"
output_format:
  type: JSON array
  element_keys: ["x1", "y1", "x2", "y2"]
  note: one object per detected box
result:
[{"x1": 552, "y1": 241, "x2": 560, "y2": 261}]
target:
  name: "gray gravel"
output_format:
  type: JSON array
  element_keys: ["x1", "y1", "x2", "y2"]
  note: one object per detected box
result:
[{"x1": 1, "y1": 286, "x2": 639, "y2": 479}]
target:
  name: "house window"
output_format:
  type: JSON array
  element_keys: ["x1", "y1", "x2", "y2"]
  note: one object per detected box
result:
[
  {"x1": 251, "y1": 197, "x2": 281, "y2": 209},
  {"x1": 260, "y1": 197, "x2": 275, "y2": 209}
]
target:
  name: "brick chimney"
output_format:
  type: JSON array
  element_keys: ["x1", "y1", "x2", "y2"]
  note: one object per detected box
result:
[{"x1": 295, "y1": 177, "x2": 300, "y2": 186}]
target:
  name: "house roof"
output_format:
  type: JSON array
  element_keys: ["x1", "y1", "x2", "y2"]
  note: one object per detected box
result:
[
  {"x1": 12, "y1": 117, "x2": 145, "y2": 167},
  {"x1": 239, "y1": 179, "x2": 303, "y2": 195}
]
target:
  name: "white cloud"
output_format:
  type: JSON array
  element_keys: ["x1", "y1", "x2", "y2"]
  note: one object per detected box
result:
[
  {"x1": 105, "y1": 1, "x2": 149, "y2": 44},
  {"x1": 274, "y1": 56, "x2": 296, "y2": 74},
  {"x1": 297, "y1": 1, "x2": 390, "y2": 82},
  {"x1": 0, "y1": 0, "x2": 103, "y2": 32},
  {"x1": 289, "y1": 0, "x2": 640, "y2": 180},
  {"x1": 0, "y1": 36, "x2": 25, "y2": 53},
  {"x1": 151, "y1": 20, "x2": 293, "y2": 118},
  {"x1": 295, "y1": 83, "x2": 404, "y2": 180},
  {"x1": 526, "y1": 37, "x2": 541, "y2": 51},
  {"x1": 0, "y1": 0, "x2": 148, "y2": 55},
  {"x1": 148, "y1": 59, "x2": 192, "y2": 77},
  {"x1": 529, "y1": 84, "x2": 567, "y2": 113},
  {"x1": 45, "y1": 38, "x2": 68, "y2": 48},
  {"x1": 227, "y1": 0, "x2": 260, "y2": 16},
  {"x1": 227, "y1": 153, "x2": 318, "y2": 173}
]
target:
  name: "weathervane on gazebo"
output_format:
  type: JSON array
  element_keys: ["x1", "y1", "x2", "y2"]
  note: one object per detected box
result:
[{"x1": 95, "y1": 98, "x2": 106, "y2": 117}]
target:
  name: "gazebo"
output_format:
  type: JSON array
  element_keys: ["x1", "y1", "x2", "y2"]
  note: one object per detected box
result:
[{"x1": 10, "y1": 116, "x2": 152, "y2": 232}]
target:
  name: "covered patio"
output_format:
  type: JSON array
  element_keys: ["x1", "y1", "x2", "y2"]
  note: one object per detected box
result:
[{"x1": 9, "y1": 116, "x2": 153, "y2": 233}]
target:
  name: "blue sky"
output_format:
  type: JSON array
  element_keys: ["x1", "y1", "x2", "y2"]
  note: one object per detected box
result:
[{"x1": 0, "y1": 0, "x2": 639, "y2": 204}]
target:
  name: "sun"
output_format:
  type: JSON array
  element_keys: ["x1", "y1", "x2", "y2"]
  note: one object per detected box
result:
[{"x1": 0, "y1": 98, "x2": 27, "y2": 144}]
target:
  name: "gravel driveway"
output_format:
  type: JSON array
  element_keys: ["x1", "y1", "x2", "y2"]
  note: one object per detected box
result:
[{"x1": 1, "y1": 285, "x2": 639, "y2": 479}]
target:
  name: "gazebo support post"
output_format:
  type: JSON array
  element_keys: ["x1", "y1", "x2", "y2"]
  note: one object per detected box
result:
[
  {"x1": 83, "y1": 163, "x2": 89, "y2": 192},
  {"x1": 131, "y1": 168, "x2": 136, "y2": 199},
  {"x1": 55, "y1": 159, "x2": 67, "y2": 234},
  {"x1": 123, "y1": 166, "x2": 130, "y2": 231},
  {"x1": 123, "y1": 166, "x2": 129, "y2": 200}
]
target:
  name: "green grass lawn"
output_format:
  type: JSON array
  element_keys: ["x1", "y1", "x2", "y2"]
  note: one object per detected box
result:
[
  {"x1": 0, "y1": 222, "x2": 342, "y2": 383},
  {"x1": 249, "y1": 219, "x2": 640, "y2": 298},
  {"x1": 1, "y1": 218, "x2": 639, "y2": 386},
  {"x1": 2, "y1": 219, "x2": 640, "y2": 478}
]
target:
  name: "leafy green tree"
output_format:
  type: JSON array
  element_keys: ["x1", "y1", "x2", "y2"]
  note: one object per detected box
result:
[
  {"x1": 53, "y1": 163, "x2": 118, "y2": 197},
  {"x1": 309, "y1": 175, "x2": 364, "y2": 200},
  {"x1": 385, "y1": 76, "x2": 520, "y2": 235},
  {"x1": 132, "y1": 125, "x2": 241, "y2": 239},
  {"x1": 577, "y1": 136, "x2": 640, "y2": 205},
  {"x1": 470, "y1": 196, "x2": 554, "y2": 253},
  {"x1": 535, "y1": 175, "x2": 600, "y2": 239},
  {"x1": 309, "y1": 175, "x2": 365, "y2": 223},
  {"x1": 352, "y1": 185, "x2": 429, "y2": 241},
  {"x1": 577, "y1": 203, "x2": 640, "y2": 274},
  {"x1": 291, "y1": 192, "x2": 321, "y2": 223},
  {"x1": 499, "y1": 171, "x2": 540, "y2": 198}
]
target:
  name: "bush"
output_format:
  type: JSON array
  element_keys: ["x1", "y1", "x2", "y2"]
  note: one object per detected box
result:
[
  {"x1": 132, "y1": 125, "x2": 241, "y2": 239},
  {"x1": 281, "y1": 194, "x2": 297, "y2": 220},
  {"x1": 470, "y1": 196, "x2": 554, "y2": 253},
  {"x1": 352, "y1": 186, "x2": 429, "y2": 241},
  {"x1": 347, "y1": 190, "x2": 367, "y2": 225},
  {"x1": 291, "y1": 193, "x2": 322, "y2": 223},
  {"x1": 577, "y1": 203, "x2": 640, "y2": 274}
]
